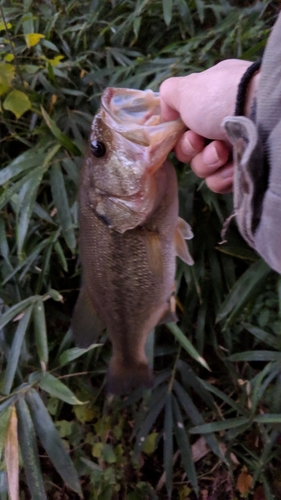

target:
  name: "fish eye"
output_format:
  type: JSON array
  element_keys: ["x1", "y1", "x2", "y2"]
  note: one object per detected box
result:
[{"x1": 90, "y1": 140, "x2": 106, "y2": 158}]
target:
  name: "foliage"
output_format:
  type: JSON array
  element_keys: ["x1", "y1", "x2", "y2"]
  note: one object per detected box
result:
[{"x1": 0, "y1": 0, "x2": 281, "y2": 499}]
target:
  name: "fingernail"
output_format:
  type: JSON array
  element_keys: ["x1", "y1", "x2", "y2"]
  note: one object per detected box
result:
[
  {"x1": 220, "y1": 165, "x2": 233, "y2": 179},
  {"x1": 182, "y1": 136, "x2": 197, "y2": 156},
  {"x1": 203, "y1": 143, "x2": 220, "y2": 167}
]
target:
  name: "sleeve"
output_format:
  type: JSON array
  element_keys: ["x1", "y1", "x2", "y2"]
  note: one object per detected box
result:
[{"x1": 222, "y1": 12, "x2": 281, "y2": 275}]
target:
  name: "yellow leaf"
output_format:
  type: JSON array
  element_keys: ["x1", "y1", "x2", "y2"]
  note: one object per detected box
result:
[
  {"x1": 142, "y1": 432, "x2": 158, "y2": 455},
  {"x1": 92, "y1": 442, "x2": 103, "y2": 458},
  {"x1": 4, "y1": 54, "x2": 14, "y2": 62},
  {"x1": 0, "y1": 63, "x2": 15, "y2": 96},
  {"x1": 49, "y1": 55, "x2": 64, "y2": 66},
  {"x1": 0, "y1": 21, "x2": 12, "y2": 31},
  {"x1": 179, "y1": 485, "x2": 191, "y2": 500},
  {"x1": 237, "y1": 467, "x2": 253, "y2": 495},
  {"x1": 73, "y1": 404, "x2": 96, "y2": 423},
  {"x1": 5, "y1": 406, "x2": 19, "y2": 500},
  {"x1": 25, "y1": 33, "x2": 45, "y2": 48},
  {"x1": 4, "y1": 90, "x2": 31, "y2": 119}
]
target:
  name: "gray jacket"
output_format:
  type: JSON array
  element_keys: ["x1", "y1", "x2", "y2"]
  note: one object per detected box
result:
[{"x1": 223, "y1": 13, "x2": 281, "y2": 274}]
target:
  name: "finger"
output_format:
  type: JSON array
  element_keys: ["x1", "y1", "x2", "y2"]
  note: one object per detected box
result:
[
  {"x1": 174, "y1": 130, "x2": 205, "y2": 163},
  {"x1": 190, "y1": 140, "x2": 230, "y2": 178},
  {"x1": 159, "y1": 77, "x2": 183, "y2": 121},
  {"x1": 205, "y1": 163, "x2": 234, "y2": 194}
]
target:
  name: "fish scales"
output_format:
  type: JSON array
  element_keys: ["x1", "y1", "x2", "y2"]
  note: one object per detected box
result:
[{"x1": 72, "y1": 88, "x2": 194, "y2": 394}]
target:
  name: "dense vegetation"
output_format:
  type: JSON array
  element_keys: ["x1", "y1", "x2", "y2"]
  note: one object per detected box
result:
[{"x1": 0, "y1": 0, "x2": 281, "y2": 498}]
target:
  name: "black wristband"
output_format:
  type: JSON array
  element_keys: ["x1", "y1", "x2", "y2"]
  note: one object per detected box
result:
[{"x1": 235, "y1": 59, "x2": 262, "y2": 117}]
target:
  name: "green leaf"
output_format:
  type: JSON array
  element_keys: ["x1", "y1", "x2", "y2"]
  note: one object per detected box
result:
[
  {"x1": 58, "y1": 343, "x2": 101, "y2": 367},
  {"x1": 16, "y1": 397, "x2": 47, "y2": 500},
  {"x1": 33, "y1": 299, "x2": 48, "y2": 367},
  {"x1": 189, "y1": 417, "x2": 250, "y2": 434},
  {"x1": 50, "y1": 162, "x2": 76, "y2": 251},
  {"x1": 26, "y1": 390, "x2": 83, "y2": 497},
  {"x1": 0, "y1": 63, "x2": 15, "y2": 96},
  {"x1": 38, "y1": 373, "x2": 84, "y2": 405},
  {"x1": 162, "y1": 0, "x2": 173, "y2": 26},
  {"x1": 216, "y1": 260, "x2": 271, "y2": 324},
  {"x1": 167, "y1": 323, "x2": 210, "y2": 371},
  {"x1": 3, "y1": 90, "x2": 31, "y2": 119},
  {"x1": 3, "y1": 306, "x2": 33, "y2": 395},
  {"x1": 41, "y1": 107, "x2": 81, "y2": 156}
]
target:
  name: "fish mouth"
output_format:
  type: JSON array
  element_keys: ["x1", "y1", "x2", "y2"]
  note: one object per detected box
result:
[{"x1": 100, "y1": 87, "x2": 186, "y2": 153}]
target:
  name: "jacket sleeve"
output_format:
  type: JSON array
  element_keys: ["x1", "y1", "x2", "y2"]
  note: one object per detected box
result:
[{"x1": 223, "y1": 12, "x2": 281, "y2": 274}]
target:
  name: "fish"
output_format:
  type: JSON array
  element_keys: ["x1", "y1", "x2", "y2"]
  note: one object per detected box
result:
[{"x1": 72, "y1": 87, "x2": 194, "y2": 395}]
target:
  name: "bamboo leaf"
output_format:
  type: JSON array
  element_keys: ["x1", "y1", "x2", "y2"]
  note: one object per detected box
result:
[
  {"x1": 216, "y1": 260, "x2": 271, "y2": 324},
  {"x1": 16, "y1": 397, "x2": 47, "y2": 500},
  {"x1": 189, "y1": 417, "x2": 250, "y2": 434},
  {"x1": 58, "y1": 343, "x2": 101, "y2": 367},
  {"x1": 162, "y1": 0, "x2": 173, "y2": 26},
  {"x1": 228, "y1": 351, "x2": 281, "y2": 362},
  {"x1": 172, "y1": 396, "x2": 198, "y2": 494},
  {"x1": 50, "y1": 162, "x2": 76, "y2": 251},
  {"x1": 38, "y1": 373, "x2": 84, "y2": 405},
  {"x1": 17, "y1": 165, "x2": 47, "y2": 257},
  {"x1": 4, "y1": 406, "x2": 19, "y2": 500},
  {"x1": 41, "y1": 107, "x2": 80, "y2": 155},
  {"x1": 174, "y1": 381, "x2": 224, "y2": 461},
  {"x1": 26, "y1": 390, "x2": 83, "y2": 497},
  {"x1": 0, "y1": 407, "x2": 12, "y2": 459},
  {"x1": 133, "y1": 390, "x2": 166, "y2": 457},
  {"x1": 167, "y1": 323, "x2": 210, "y2": 371},
  {"x1": 3, "y1": 306, "x2": 33, "y2": 395},
  {"x1": 33, "y1": 299, "x2": 48, "y2": 367},
  {"x1": 164, "y1": 393, "x2": 173, "y2": 499}
]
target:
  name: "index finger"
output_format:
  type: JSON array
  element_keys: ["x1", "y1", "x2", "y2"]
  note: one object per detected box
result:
[{"x1": 159, "y1": 77, "x2": 183, "y2": 121}]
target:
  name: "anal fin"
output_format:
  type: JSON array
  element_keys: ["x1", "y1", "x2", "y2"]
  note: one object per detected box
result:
[{"x1": 71, "y1": 285, "x2": 104, "y2": 348}]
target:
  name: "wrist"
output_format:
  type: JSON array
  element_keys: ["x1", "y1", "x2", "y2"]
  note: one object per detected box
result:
[{"x1": 235, "y1": 60, "x2": 262, "y2": 118}]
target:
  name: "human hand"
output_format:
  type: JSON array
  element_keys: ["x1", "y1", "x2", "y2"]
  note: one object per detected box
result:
[{"x1": 160, "y1": 59, "x2": 259, "y2": 193}]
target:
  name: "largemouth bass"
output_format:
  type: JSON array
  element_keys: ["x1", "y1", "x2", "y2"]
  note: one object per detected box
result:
[{"x1": 72, "y1": 88, "x2": 194, "y2": 395}]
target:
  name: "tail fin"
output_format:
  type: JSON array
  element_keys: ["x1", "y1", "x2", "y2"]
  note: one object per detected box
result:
[{"x1": 106, "y1": 357, "x2": 153, "y2": 395}]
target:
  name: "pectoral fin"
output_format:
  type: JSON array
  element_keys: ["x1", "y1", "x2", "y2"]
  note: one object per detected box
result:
[
  {"x1": 144, "y1": 228, "x2": 163, "y2": 277},
  {"x1": 175, "y1": 217, "x2": 194, "y2": 265},
  {"x1": 71, "y1": 285, "x2": 104, "y2": 348},
  {"x1": 177, "y1": 217, "x2": 194, "y2": 240}
]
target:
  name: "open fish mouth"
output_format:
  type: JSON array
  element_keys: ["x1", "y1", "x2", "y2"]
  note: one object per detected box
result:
[{"x1": 100, "y1": 87, "x2": 186, "y2": 152}]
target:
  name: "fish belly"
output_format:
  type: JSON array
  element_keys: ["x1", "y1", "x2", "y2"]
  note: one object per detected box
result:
[{"x1": 77, "y1": 160, "x2": 178, "y2": 393}]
